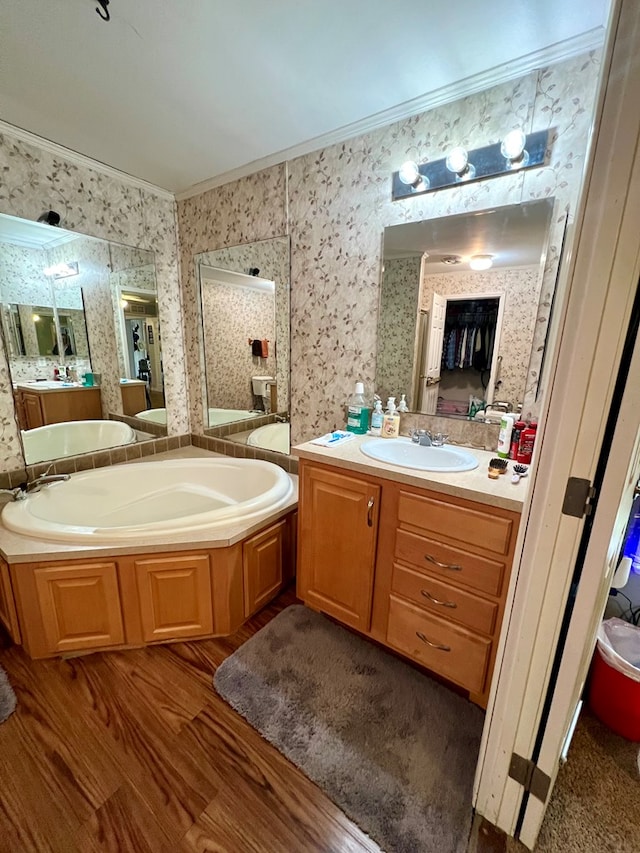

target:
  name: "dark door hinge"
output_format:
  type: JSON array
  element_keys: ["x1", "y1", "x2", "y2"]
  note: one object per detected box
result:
[
  {"x1": 562, "y1": 477, "x2": 597, "y2": 518},
  {"x1": 508, "y1": 753, "x2": 552, "y2": 803}
]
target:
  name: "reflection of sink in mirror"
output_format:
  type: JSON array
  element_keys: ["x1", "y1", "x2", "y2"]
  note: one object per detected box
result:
[
  {"x1": 21, "y1": 420, "x2": 137, "y2": 465},
  {"x1": 377, "y1": 199, "x2": 556, "y2": 423},
  {"x1": 247, "y1": 423, "x2": 290, "y2": 454},
  {"x1": 360, "y1": 438, "x2": 478, "y2": 472}
]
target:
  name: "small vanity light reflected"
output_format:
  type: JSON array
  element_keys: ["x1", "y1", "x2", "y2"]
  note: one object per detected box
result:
[
  {"x1": 445, "y1": 147, "x2": 476, "y2": 181},
  {"x1": 469, "y1": 254, "x2": 494, "y2": 271},
  {"x1": 398, "y1": 160, "x2": 430, "y2": 191},
  {"x1": 120, "y1": 299, "x2": 129, "y2": 308},
  {"x1": 32, "y1": 314, "x2": 41, "y2": 322},
  {"x1": 501, "y1": 129, "x2": 529, "y2": 169},
  {"x1": 43, "y1": 261, "x2": 79, "y2": 279}
]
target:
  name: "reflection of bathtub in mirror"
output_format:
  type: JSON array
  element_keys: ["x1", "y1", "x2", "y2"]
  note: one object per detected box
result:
[
  {"x1": 246, "y1": 422, "x2": 290, "y2": 454},
  {"x1": 135, "y1": 407, "x2": 261, "y2": 428},
  {"x1": 21, "y1": 420, "x2": 136, "y2": 465}
]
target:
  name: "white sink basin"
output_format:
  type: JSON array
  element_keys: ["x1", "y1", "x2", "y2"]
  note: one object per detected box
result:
[{"x1": 360, "y1": 438, "x2": 478, "y2": 472}]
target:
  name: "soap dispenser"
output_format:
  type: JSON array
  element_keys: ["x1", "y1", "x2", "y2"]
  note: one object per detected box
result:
[
  {"x1": 381, "y1": 397, "x2": 400, "y2": 439},
  {"x1": 397, "y1": 394, "x2": 408, "y2": 413},
  {"x1": 370, "y1": 397, "x2": 384, "y2": 436}
]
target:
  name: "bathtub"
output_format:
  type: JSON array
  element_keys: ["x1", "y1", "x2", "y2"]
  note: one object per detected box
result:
[
  {"x1": 2, "y1": 458, "x2": 294, "y2": 543},
  {"x1": 247, "y1": 422, "x2": 290, "y2": 454},
  {"x1": 21, "y1": 420, "x2": 137, "y2": 465},
  {"x1": 134, "y1": 408, "x2": 260, "y2": 428}
]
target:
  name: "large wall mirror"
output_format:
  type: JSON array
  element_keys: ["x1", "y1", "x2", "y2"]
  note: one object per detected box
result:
[
  {"x1": 377, "y1": 199, "x2": 556, "y2": 423},
  {"x1": 195, "y1": 237, "x2": 290, "y2": 455},
  {"x1": 0, "y1": 212, "x2": 165, "y2": 466}
]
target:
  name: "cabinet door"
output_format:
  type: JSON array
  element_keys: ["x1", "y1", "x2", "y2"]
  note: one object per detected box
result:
[
  {"x1": 298, "y1": 464, "x2": 380, "y2": 631},
  {"x1": 33, "y1": 562, "x2": 124, "y2": 654},
  {"x1": 243, "y1": 519, "x2": 287, "y2": 618},
  {"x1": 135, "y1": 553, "x2": 213, "y2": 642},
  {"x1": 23, "y1": 392, "x2": 45, "y2": 429},
  {"x1": 0, "y1": 559, "x2": 21, "y2": 643}
]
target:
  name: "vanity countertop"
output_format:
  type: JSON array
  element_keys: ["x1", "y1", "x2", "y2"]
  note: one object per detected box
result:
[
  {"x1": 15, "y1": 381, "x2": 99, "y2": 393},
  {"x1": 293, "y1": 434, "x2": 527, "y2": 513},
  {"x1": 0, "y1": 447, "x2": 298, "y2": 564}
]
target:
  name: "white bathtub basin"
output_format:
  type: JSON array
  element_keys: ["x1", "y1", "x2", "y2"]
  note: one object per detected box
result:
[
  {"x1": 247, "y1": 423, "x2": 290, "y2": 454},
  {"x1": 134, "y1": 407, "x2": 167, "y2": 425},
  {"x1": 21, "y1": 420, "x2": 137, "y2": 465},
  {"x1": 207, "y1": 408, "x2": 259, "y2": 427},
  {"x1": 2, "y1": 458, "x2": 294, "y2": 543},
  {"x1": 360, "y1": 438, "x2": 478, "y2": 472}
]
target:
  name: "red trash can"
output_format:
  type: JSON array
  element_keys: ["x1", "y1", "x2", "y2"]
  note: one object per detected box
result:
[{"x1": 589, "y1": 631, "x2": 640, "y2": 741}]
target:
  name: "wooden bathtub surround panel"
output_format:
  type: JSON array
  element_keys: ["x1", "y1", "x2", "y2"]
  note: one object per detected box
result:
[
  {"x1": 397, "y1": 489, "x2": 514, "y2": 556},
  {"x1": 19, "y1": 561, "x2": 125, "y2": 656},
  {"x1": 243, "y1": 519, "x2": 287, "y2": 618},
  {"x1": 297, "y1": 464, "x2": 380, "y2": 632},
  {"x1": 134, "y1": 553, "x2": 214, "y2": 642},
  {"x1": 5, "y1": 512, "x2": 296, "y2": 659},
  {"x1": 0, "y1": 557, "x2": 21, "y2": 643},
  {"x1": 297, "y1": 461, "x2": 520, "y2": 707},
  {"x1": 120, "y1": 382, "x2": 147, "y2": 416}
]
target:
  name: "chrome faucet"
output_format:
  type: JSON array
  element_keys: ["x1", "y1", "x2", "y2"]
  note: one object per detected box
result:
[
  {"x1": 24, "y1": 472, "x2": 71, "y2": 493},
  {"x1": 410, "y1": 429, "x2": 433, "y2": 446},
  {"x1": 274, "y1": 413, "x2": 289, "y2": 423}
]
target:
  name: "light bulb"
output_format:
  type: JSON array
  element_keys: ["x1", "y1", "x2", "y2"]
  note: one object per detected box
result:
[
  {"x1": 469, "y1": 254, "x2": 493, "y2": 271},
  {"x1": 121, "y1": 299, "x2": 129, "y2": 308},
  {"x1": 501, "y1": 129, "x2": 529, "y2": 168},
  {"x1": 398, "y1": 161, "x2": 429, "y2": 190},
  {"x1": 32, "y1": 314, "x2": 41, "y2": 322},
  {"x1": 445, "y1": 146, "x2": 475, "y2": 180}
]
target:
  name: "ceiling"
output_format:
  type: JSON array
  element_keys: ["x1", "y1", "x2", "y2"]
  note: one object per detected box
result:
[
  {"x1": 383, "y1": 200, "x2": 554, "y2": 271},
  {"x1": 0, "y1": 1, "x2": 610, "y2": 195}
]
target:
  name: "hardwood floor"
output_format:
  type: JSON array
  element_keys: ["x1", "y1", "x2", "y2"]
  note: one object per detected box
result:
[{"x1": 0, "y1": 588, "x2": 381, "y2": 853}]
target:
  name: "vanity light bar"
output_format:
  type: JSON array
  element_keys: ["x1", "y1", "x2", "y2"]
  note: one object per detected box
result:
[{"x1": 391, "y1": 129, "x2": 550, "y2": 201}]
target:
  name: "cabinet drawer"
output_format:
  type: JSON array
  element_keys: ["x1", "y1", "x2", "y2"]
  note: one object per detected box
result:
[
  {"x1": 398, "y1": 491, "x2": 514, "y2": 555},
  {"x1": 395, "y1": 529, "x2": 506, "y2": 597},
  {"x1": 391, "y1": 563, "x2": 497, "y2": 636},
  {"x1": 386, "y1": 595, "x2": 491, "y2": 695}
]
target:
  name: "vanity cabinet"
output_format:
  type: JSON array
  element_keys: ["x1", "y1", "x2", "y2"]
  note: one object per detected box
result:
[
  {"x1": 7, "y1": 510, "x2": 297, "y2": 659},
  {"x1": 17, "y1": 386, "x2": 103, "y2": 429},
  {"x1": 297, "y1": 465, "x2": 380, "y2": 631},
  {"x1": 120, "y1": 381, "x2": 147, "y2": 416},
  {"x1": 297, "y1": 460, "x2": 519, "y2": 706}
]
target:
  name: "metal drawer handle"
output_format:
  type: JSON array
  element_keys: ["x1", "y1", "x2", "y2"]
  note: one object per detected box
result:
[
  {"x1": 367, "y1": 497, "x2": 375, "y2": 527},
  {"x1": 415, "y1": 631, "x2": 451, "y2": 652},
  {"x1": 424, "y1": 554, "x2": 462, "y2": 571},
  {"x1": 421, "y1": 589, "x2": 457, "y2": 608}
]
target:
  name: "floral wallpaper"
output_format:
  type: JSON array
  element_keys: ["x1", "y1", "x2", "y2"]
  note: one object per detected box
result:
[
  {"x1": 196, "y1": 237, "x2": 289, "y2": 414},
  {"x1": 0, "y1": 131, "x2": 186, "y2": 472},
  {"x1": 0, "y1": 243, "x2": 51, "y2": 304},
  {"x1": 201, "y1": 280, "x2": 276, "y2": 410},
  {"x1": 420, "y1": 265, "x2": 544, "y2": 411},
  {"x1": 376, "y1": 257, "x2": 422, "y2": 406},
  {"x1": 178, "y1": 50, "x2": 601, "y2": 445}
]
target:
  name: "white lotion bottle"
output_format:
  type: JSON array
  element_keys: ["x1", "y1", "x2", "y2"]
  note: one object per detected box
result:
[
  {"x1": 370, "y1": 398, "x2": 384, "y2": 435},
  {"x1": 497, "y1": 414, "x2": 515, "y2": 458}
]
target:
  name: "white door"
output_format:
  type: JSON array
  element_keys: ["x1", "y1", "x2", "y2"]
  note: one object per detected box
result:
[
  {"x1": 474, "y1": 1, "x2": 640, "y2": 844},
  {"x1": 419, "y1": 292, "x2": 445, "y2": 413}
]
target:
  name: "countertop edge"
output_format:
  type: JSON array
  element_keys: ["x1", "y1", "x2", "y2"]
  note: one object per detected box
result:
[{"x1": 293, "y1": 440, "x2": 525, "y2": 513}]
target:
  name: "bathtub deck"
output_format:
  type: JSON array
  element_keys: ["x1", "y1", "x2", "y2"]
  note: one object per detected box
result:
[{"x1": 0, "y1": 587, "x2": 381, "y2": 853}]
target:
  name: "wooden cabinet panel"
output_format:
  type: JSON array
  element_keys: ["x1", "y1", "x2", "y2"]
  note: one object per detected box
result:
[
  {"x1": 23, "y1": 392, "x2": 45, "y2": 429},
  {"x1": 33, "y1": 562, "x2": 124, "y2": 654},
  {"x1": 398, "y1": 490, "x2": 514, "y2": 555},
  {"x1": 0, "y1": 558, "x2": 21, "y2": 643},
  {"x1": 395, "y1": 529, "x2": 507, "y2": 597},
  {"x1": 386, "y1": 595, "x2": 491, "y2": 695},
  {"x1": 298, "y1": 464, "x2": 380, "y2": 631},
  {"x1": 243, "y1": 519, "x2": 286, "y2": 618},
  {"x1": 121, "y1": 383, "x2": 147, "y2": 416},
  {"x1": 391, "y1": 563, "x2": 498, "y2": 636},
  {"x1": 135, "y1": 554, "x2": 213, "y2": 642}
]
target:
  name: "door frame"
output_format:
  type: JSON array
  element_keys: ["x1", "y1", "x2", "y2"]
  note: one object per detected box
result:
[{"x1": 474, "y1": 0, "x2": 640, "y2": 842}]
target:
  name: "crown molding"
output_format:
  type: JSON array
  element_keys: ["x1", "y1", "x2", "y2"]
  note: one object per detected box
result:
[
  {"x1": 176, "y1": 27, "x2": 605, "y2": 201},
  {"x1": 0, "y1": 120, "x2": 175, "y2": 201}
]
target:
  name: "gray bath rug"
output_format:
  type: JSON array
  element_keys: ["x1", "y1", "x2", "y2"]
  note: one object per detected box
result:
[
  {"x1": 214, "y1": 604, "x2": 484, "y2": 853},
  {"x1": 0, "y1": 664, "x2": 17, "y2": 723}
]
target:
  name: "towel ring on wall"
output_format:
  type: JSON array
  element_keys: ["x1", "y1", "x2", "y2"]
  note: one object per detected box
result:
[{"x1": 96, "y1": 1, "x2": 110, "y2": 21}]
